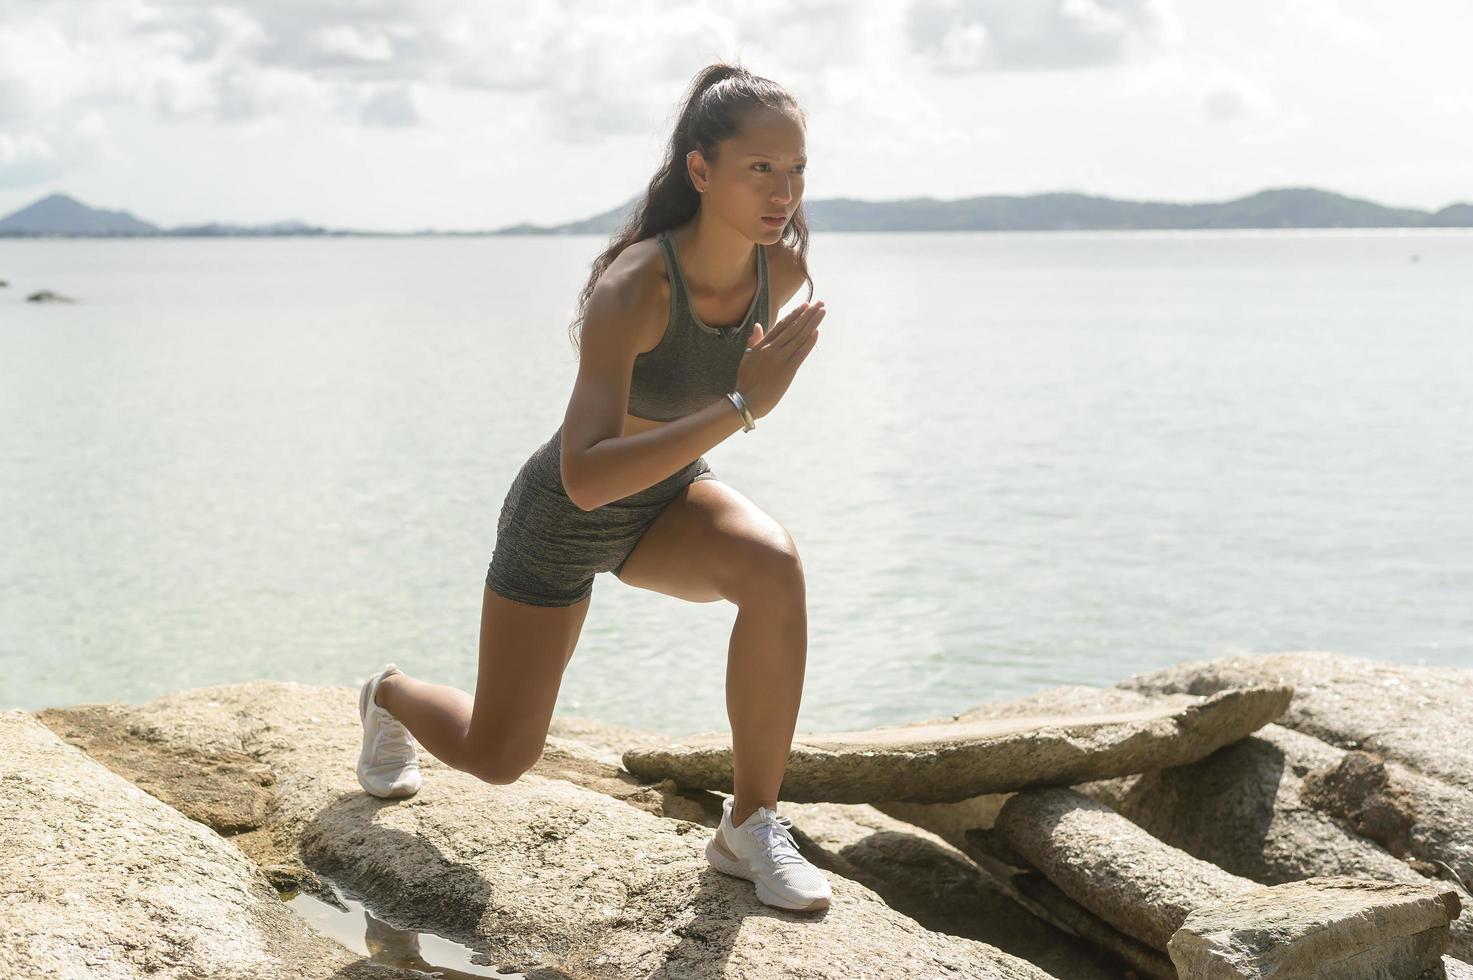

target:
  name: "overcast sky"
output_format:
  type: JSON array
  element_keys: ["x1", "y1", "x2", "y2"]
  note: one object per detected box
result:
[{"x1": 1, "y1": 0, "x2": 1469, "y2": 232}]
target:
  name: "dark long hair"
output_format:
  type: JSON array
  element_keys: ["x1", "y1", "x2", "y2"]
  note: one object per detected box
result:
[{"x1": 566, "y1": 61, "x2": 815, "y2": 354}]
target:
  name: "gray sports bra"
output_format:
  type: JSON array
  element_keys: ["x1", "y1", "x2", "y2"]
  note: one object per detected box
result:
[{"x1": 626, "y1": 228, "x2": 770, "y2": 422}]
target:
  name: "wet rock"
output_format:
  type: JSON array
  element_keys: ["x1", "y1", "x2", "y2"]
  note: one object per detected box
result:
[
  {"x1": 62, "y1": 683, "x2": 1057, "y2": 979},
  {"x1": 36, "y1": 703, "x2": 275, "y2": 833},
  {"x1": 623, "y1": 683, "x2": 1291, "y2": 803},
  {"x1": 1168, "y1": 876, "x2": 1461, "y2": 979},
  {"x1": 26, "y1": 289, "x2": 74, "y2": 302},
  {"x1": 0, "y1": 710, "x2": 416, "y2": 979}
]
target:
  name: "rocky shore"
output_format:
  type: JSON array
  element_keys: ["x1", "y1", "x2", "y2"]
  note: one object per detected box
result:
[{"x1": 3, "y1": 650, "x2": 1470, "y2": 979}]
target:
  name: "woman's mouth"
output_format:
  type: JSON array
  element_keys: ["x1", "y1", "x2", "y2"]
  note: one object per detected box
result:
[{"x1": 761, "y1": 214, "x2": 786, "y2": 227}]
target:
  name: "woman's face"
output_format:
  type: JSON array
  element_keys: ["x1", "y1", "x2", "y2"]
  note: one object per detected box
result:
[{"x1": 693, "y1": 108, "x2": 806, "y2": 242}]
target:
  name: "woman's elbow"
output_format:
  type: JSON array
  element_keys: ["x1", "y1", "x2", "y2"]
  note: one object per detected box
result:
[{"x1": 560, "y1": 457, "x2": 596, "y2": 512}]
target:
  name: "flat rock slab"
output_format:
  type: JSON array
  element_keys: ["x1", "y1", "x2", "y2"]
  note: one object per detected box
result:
[
  {"x1": 1117, "y1": 651, "x2": 1473, "y2": 796},
  {"x1": 1168, "y1": 875, "x2": 1462, "y2": 979},
  {"x1": 83, "y1": 682, "x2": 1057, "y2": 980},
  {"x1": 0, "y1": 710, "x2": 410, "y2": 980},
  {"x1": 623, "y1": 684, "x2": 1292, "y2": 803}
]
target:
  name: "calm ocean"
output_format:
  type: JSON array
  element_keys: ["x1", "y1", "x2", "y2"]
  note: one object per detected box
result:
[{"x1": 2, "y1": 230, "x2": 1469, "y2": 735}]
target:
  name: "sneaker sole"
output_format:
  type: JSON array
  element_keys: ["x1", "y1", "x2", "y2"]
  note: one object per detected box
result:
[{"x1": 704, "y1": 832, "x2": 830, "y2": 911}]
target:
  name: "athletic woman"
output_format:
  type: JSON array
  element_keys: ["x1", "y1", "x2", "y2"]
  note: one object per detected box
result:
[{"x1": 355, "y1": 62, "x2": 830, "y2": 912}]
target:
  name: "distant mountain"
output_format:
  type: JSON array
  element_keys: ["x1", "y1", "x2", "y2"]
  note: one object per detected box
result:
[
  {"x1": 1427, "y1": 203, "x2": 1473, "y2": 227},
  {"x1": 0, "y1": 192, "x2": 158, "y2": 235},
  {"x1": 0, "y1": 193, "x2": 326, "y2": 237},
  {"x1": 2, "y1": 187, "x2": 1469, "y2": 237},
  {"x1": 166, "y1": 219, "x2": 328, "y2": 236},
  {"x1": 524, "y1": 187, "x2": 1465, "y2": 234}
]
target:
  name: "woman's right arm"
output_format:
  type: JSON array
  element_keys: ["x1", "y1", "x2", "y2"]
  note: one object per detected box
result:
[{"x1": 559, "y1": 269, "x2": 745, "y2": 512}]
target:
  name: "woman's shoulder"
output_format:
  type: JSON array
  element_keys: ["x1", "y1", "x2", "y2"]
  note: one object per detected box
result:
[
  {"x1": 765, "y1": 237, "x2": 807, "y2": 309},
  {"x1": 589, "y1": 235, "x2": 671, "y2": 353}
]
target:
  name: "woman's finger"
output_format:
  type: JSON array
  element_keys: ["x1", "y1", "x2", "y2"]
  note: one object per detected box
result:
[{"x1": 773, "y1": 303, "x2": 823, "y2": 349}]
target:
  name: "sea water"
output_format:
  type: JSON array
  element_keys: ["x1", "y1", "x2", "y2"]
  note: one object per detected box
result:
[{"x1": 2, "y1": 230, "x2": 1469, "y2": 735}]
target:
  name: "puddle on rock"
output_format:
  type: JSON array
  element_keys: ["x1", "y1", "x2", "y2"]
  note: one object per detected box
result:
[{"x1": 283, "y1": 880, "x2": 526, "y2": 978}]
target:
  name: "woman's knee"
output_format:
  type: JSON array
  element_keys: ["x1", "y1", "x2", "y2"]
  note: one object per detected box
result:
[
  {"x1": 724, "y1": 531, "x2": 805, "y2": 606},
  {"x1": 466, "y1": 741, "x2": 543, "y2": 785}
]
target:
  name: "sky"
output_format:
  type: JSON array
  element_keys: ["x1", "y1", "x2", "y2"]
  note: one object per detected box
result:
[{"x1": 1, "y1": 0, "x2": 1469, "y2": 232}]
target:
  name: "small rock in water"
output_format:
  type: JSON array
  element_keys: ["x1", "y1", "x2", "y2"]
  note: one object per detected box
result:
[{"x1": 27, "y1": 289, "x2": 75, "y2": 303}]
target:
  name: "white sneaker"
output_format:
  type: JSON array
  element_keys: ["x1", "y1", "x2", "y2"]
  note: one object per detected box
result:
[
  {"x1": 705, "y1": 796, "x2": 831, "y2": 911},
  {"x1": 356, "y1": 663, "x2": 422, "y2": 799}
]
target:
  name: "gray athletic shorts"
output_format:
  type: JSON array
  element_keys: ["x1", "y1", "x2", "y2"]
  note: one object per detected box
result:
[{"x1": 486, "y1": 424, "x2": 719, "y2": 607}]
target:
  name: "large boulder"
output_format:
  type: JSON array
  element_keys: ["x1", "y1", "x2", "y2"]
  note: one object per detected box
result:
[
  {"x1": 622, "y1": 684, "x2": 1291, "y2": 803},
  {"x1": 39, "y1": 683, "x2": 1057, "y2": 979},
  {"x1": 0, "y1": 710, "x2": 412, "y2": 980}
]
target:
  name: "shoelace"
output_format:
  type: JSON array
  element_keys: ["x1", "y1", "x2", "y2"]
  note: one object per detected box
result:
[
  {"x1": 372, "y1": 708, "x2": 418, "y2": 767},
  {"x1": 748, "y1": 808, "x2": 806, "y2": 868}
]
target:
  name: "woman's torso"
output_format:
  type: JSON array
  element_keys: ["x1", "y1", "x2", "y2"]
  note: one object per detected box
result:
[{"x1": 620, "y1": 226, "x2": 771, "y2": 433}]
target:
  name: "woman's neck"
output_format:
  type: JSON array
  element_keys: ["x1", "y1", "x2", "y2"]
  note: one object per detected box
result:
[{"x1": 670, "y1": 216, "x2": 758, "y2": 296}]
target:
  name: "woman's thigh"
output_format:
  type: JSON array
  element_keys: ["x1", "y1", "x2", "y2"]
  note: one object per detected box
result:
[
  {"x1": 613, "y1": 478, "x2": 804, "y2": 604},
  {"x1": 466, "y1": 585, "x2": 590, "y2": 773}
]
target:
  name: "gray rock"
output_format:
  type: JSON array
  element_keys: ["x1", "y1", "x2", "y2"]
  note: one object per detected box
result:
[
  {"x1": 622, "y1": 683, "x2": 1292, "y2": 803},
  {"x1": 70, "y1": 682, "x2": 1057, "y2": 979},
  {"x1": 777, "y1": 800, "x2": 1125, "y2": 980},
  {"x1": 1076, "y1": 722, "x2": 1430, "y2": 881},
  {"x1": 1116, "y1": 651, "x2": 1473, "y2": 796},
  {"x1": 992, "y1": 786, "x2": 1258, "y2": 950},
  {"x1": 1448, "y1": 955, "x2": 1473, "y2": 979},
  {"x1": 1010, "y1": 872, "x2": 1177, "y2": 980},
  {"x1": 1077, "y1": 723, "x2": 1473, "y2": 961},
  {"x1": 0, "y1": 710, "x2": 409, "y2": 980},
  {"x1": 1167, "y1": 876, "x2": 1460, "y2": 979}
]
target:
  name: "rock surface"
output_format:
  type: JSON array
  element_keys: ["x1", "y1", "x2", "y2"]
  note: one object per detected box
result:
[
  {"x1": 1168, "y1": 876, "x2": 1461, "y2": 979},
  {"x1": 37, "y1": 683, "x2": 1057, "y2": 979},
  {"x1": 0, "y1": 710, "x2": 414, "y2": 980},
  {"x1": 623, "y1": 684, "x2": 1292, "y2": 803},
  {"x1": 775, "y1": 799, "x2": 1123, "y2": 980},
  {"x1": 993, "y1": 786, "x2": 1259, "y2": 950},
  {"x1": 1117, "y1": 651, "x2": 1473, "y2": 796},
  {"x1": 1010, "y1": 872, "x2": 1178, "y2": 979},
  {"x1": 1078, "y1": 722, "x2": 1473, "y2": 961}
]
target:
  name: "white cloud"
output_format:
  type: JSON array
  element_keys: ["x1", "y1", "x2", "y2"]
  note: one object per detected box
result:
[
  {"x1": 905, "y1": 0, "x2": 1180, "y2": 72},
  {"x1": 0, "y1": 0, "x2": 1468, "y2": 226}
]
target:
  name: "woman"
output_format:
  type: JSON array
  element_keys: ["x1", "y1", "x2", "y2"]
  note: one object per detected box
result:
[{"x1": 355, "y1": 62, "x2": 830, "y2": 912}]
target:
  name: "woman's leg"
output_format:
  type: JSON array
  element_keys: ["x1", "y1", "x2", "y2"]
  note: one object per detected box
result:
[
  {"x1": 724, "y1": 573, "x2": 807, "y2": 826},
  {"x1": 613, "y1": 478, "x2": 808, "y2": 827},
  {"x1": 377, "y1": 586, "x2": 590, "y2": 784}
]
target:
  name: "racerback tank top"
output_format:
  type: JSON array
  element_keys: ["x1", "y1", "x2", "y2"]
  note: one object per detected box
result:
[{"x1": 626, "y1": 228, "x2": 770, "y2": 422}]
